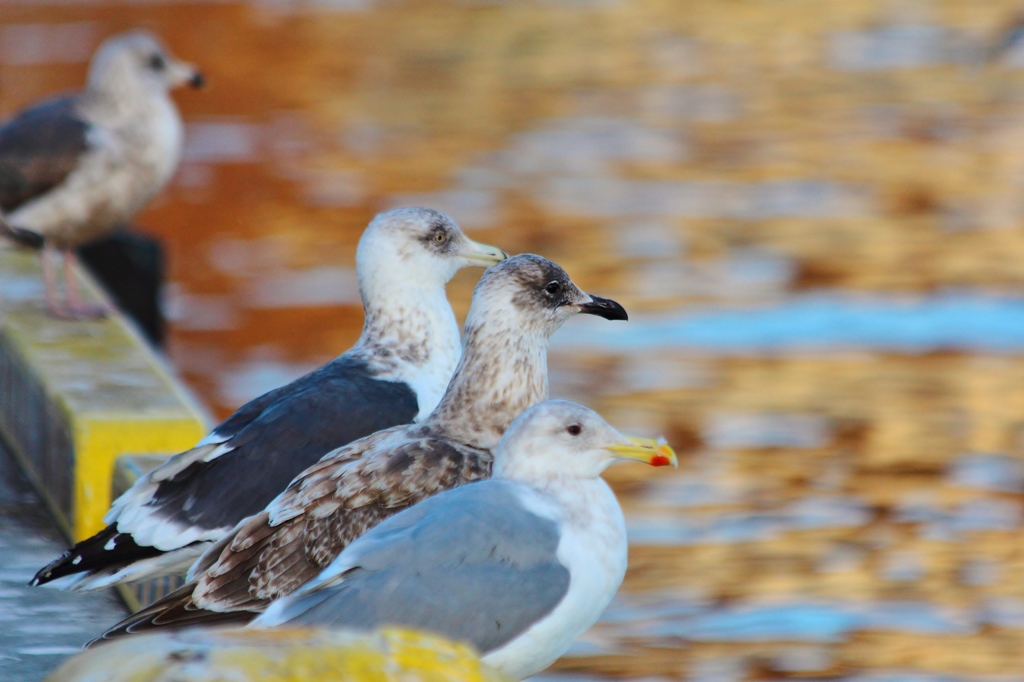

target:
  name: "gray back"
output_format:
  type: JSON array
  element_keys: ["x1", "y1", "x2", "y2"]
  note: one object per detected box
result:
[{"x1": 274, "y1": 480, "x2": 571, "y2": 653}]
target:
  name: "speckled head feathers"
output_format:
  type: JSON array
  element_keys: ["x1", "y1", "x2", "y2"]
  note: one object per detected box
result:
[
  {"x1": 357, "y1": 207, "x2": 506, "y2": 299},
  {"x1": 425, "y1": 255, "x2": 624, "y2": 446},
  {"x1": 350, "y1": 208, "x2": 507, "y2": 399},
  {"x1": 465, "y1": 254, "x2": 626, "y2": 337}
]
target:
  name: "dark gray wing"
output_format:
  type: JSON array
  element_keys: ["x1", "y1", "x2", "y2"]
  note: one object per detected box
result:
[
  {"x1": 31, "y1": 355, "x2": 419, "y2": 587},
  {"x1": 203, "y1": 372, "x2": 310, "y2": 444},
  {"x1": 148, "y1": 356, "x2": 419, "y2": 533},
  {"x1": 0, "y1": 95, "x2": 90, "y2": 213},
  {"x1": 264, "y1": 480, "x2": 571, "y2": 654}
]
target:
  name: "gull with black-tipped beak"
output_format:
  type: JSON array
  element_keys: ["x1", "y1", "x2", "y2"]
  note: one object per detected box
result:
[
  {"x1": 33, "y1": 207, "x2": 507, "y2": 591},
  {"x1": 91, "y1": 253, "x2": 629, "y2": 639}
]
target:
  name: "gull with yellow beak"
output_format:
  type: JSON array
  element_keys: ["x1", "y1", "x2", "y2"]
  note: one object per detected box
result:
[
  {"x1": 34, "y1": 207, "x2": 507, "y2": 591},
  {"x1": 250, "y1": 399, "x2": 676, "y2": 681}
]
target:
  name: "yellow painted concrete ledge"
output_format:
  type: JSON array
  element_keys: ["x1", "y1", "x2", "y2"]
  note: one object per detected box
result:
[
  {"x1": 46, "y1": 627, "x2": 508, "y2": 682},
  {"x1": 0, "y1": 249, "x2": 209, "y2": 540}
]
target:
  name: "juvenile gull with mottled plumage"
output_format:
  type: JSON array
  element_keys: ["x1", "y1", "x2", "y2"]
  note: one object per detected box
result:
[
  {"x1": 0, "y1": 29, "x2": 203, "y2": 318},
  {"x1": 33, "y1": 207, "x2": 507, "y2": 591},
  {"x1": 251, "y1": 400, "x2": 677, "y2": 681},
  {"x1": 90, "y1": 254, "x2": 628, "y2": 640}
]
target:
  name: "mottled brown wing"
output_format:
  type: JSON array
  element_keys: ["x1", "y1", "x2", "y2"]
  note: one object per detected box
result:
[
  {"x1": 192, "y1": 429, "x2": 493, "y2": 614},
  {"x1": 0, "y1": 96, "x2": 91, "y2": 213}
]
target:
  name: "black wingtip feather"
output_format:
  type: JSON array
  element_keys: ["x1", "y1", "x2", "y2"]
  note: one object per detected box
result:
[{"x1": 31, "y1": 524, "x2": 163, "y2": 587}]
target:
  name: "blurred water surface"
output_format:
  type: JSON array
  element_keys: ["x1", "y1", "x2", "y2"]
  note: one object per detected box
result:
[{"x1": 2, "y1": 1, "x2": 1024, "y2": 679}]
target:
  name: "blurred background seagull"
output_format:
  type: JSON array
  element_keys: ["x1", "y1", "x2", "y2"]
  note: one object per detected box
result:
[
  {"x1": 90, "y1": 254, "x2": 628, "y2": 639},
  {"x1": 0, "y1": 29, "x2": 202, "y2": 318},
  {"x1": 250, "y1": 400, "x2": 677, "y2": 681},
  {"x1": 32, "y1": 207, "x2": 507, "y2": 591}
]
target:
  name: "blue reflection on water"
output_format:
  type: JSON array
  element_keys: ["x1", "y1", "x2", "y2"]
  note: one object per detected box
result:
[
  {"x1": 627, "y1": 496, "x2": 871, "y2": 546},
  {"x1": 653, "y1": 603, "x2": 859, "y2": 642},
  {"x1": 557, "y1": 292, "x2": 1024, "y2": 354},
  {"x1": 948, "y1": 453, "x2": 1024, "y2": 493},
  {"x1": 601, "y1": 599, "x2": 976, "y2": 644}
]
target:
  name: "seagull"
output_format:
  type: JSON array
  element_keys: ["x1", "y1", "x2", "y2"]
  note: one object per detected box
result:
[
  {"x1": 0, "y1": 29, "x2": 202, "y2": 318},
  {"x1": 32, "y1": 207, "x2": 507, "y2": 591},
  {"x1": 251, "y1": 400, "x2": 678, "y2": 681},
  {"x1": 90, "y1": 254, "x2": 628, "y2": 640}
]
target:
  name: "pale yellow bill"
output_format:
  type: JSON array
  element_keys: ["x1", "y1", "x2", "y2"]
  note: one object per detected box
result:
[
  {"x1": 462, "y1": 239, "x2": 509, "y2": 266},
  {"x1": 606, "y1": 436, "x2": 678, "y2": 468}
]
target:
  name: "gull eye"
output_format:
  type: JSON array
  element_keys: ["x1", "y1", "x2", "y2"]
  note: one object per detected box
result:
[
  {"x1": 566, "y1": 424, "x2": 582, "y2": 436},
  {"x1": 545, "y1": 281, "x2": 562, "y2": 295},
  {"x1": 149, "y1": 54, "x2": 166, "y2": 71},
  {"x1": 433, "y1": 231, "x2": 447, "y2": 244}
]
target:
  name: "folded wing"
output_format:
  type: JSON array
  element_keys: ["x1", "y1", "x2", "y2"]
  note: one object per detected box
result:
[
  {"x1": 256, "y1": 480, "x2": 571, "y2": 655},
  {"x1": 32, "y1": 357, "x2": 419, "y2": 589}
]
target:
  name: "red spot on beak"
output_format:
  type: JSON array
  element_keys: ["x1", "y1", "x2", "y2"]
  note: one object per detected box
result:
[{"x1": 650, "y1": 454, "x2": 672, "y2": 467}]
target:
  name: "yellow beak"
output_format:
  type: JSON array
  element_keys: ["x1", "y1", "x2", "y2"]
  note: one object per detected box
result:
[
  {"x1": 606, "y1": 436, "x2": 678, "y2": 468},
  {"x1": 461, "y1": 239, "x2": 509, "y2": 267}
]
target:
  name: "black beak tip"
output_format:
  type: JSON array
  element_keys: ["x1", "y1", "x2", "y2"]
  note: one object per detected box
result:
[
  {"x1": 579, "y1": 295, "x2": 628, "y2": 321},
  {"x1": 189, "y1": 72, "x2": 206, "y2": 89}
]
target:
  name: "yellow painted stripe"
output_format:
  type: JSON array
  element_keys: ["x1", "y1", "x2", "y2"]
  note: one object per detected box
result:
[
  {"x1": 45, "y1": 627, "x2": 508, "y2": 682},
  {"x1": 73, "y1": 418, "x2": 206, "y2": 539}
]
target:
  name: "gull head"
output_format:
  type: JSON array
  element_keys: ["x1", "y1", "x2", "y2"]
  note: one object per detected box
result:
[
  {"x1": 494, "y1": 399, "x2": 677, "y2": 481},
  {"x1": 88, "y1": 30, "x2": 204, "y2": 96},
  {"x1": 465, "y1": 254, "x2": 627, "y2": 339},
  {"x1": 357, "y1": 207, "x2": 507, "y2": 296}
]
